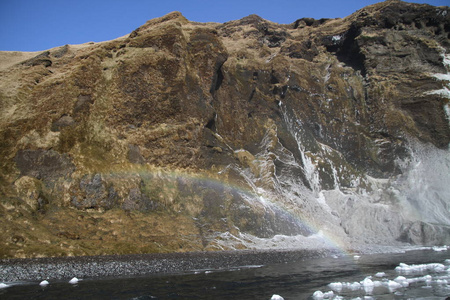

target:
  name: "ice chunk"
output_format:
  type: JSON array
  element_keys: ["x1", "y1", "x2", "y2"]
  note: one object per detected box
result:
[
  {"x1": 0, "y1": 283, "x2": 9, "y2": 289},
  {"x1": 387, "y1": 280, "x2": 402, "y2": 292},
  {"x1": 395, "y1": 262, "x2": 446, "y2": 274},
  {"x1": 39, "y1": 280, "x2": 49, "y2": 286},
  {"x1": 374, "y1": 272, "x2": 386, "y2": 277},
  {"x1": 394, "y1": 276, "x2": 409, "y2": 287},
  {"x1": 432, "y1": 263, "x2": 446, "y2": 272},
  {"x1": 323, "y1": 291, "x2": 334, "y2": 298},
  {"x1": 362, "y1": 277, "x2": 374, "y2": 294},
  {"x1": 270, "y1": 294, "x2": 284, "y2": 300},
  {"x1": 373, "y1": 280, "x2": 383, "y2": 287},
  {"x1": 69, "y1": 277, "x2": 79, "y2": 284},
  {"x1": 328, "y1": 282, "x2": 343, "y2": 292},
  {"x1": 349, "y1": 281, "x2": 361, "y2": 291},
  {"x1": 312, "y1": 290, "x2": 334, "y2": 299},
  {"x1": 312, "y1": 290, "x2": 324, "y2": 299}
]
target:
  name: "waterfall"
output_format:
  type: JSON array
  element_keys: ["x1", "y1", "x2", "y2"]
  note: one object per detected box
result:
[
  {"x1": 215, "y1": 99, "x2": 450, "y2": 250},
  {"x1": 390, "y1": 143, "x2": 450, "y2": 226}
]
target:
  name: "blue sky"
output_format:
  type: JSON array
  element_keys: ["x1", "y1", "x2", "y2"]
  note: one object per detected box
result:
[{"x1": 0, "y1": 0, "x2": 448, "y2": 52}]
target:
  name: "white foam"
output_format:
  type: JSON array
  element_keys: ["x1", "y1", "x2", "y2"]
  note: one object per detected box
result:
[{"x1": 270, "y1": 294, "x2": 284, "y2": 300}]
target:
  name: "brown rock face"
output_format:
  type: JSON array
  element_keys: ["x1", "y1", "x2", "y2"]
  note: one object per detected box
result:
[{"x1": 0, "y1": 2, "x2": 449, "y2": 258}]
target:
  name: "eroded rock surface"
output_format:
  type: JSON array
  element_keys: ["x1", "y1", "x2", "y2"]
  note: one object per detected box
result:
[{"x1": 0, "y1": 1, "x2": 449, "y2": 258}]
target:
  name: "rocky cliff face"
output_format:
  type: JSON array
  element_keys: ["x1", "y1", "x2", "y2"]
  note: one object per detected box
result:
[{"x1": 0, "y1": 0, "x2": 449, "y2": 258}]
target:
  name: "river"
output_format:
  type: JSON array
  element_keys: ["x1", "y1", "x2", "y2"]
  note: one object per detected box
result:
[{"x1": 0, "y1": 248, "x2": 449, "y2": 299}]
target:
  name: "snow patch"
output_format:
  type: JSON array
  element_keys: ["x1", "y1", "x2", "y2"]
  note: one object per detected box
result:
[{"x1": 332, "y1": 35, "x2": 342, "y2": 43}]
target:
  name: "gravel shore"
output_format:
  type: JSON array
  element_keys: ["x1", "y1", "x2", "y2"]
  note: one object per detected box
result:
[{"x1": 0, "y1": 248, "x2": 339, "y2": 283}]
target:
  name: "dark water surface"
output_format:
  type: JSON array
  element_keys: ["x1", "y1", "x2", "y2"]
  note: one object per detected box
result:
[{"x1": 0, "y1": 249, "x2": 449, "y2": 299}]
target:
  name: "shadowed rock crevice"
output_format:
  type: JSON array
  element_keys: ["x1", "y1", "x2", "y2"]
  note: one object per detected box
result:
[
  {"x1": 324, "y1": 25, "x2": 367, "y2": 76},
  {"x1": 205, "y1": 113, "x2": 217, "y2": 132},
  {"x1": 210, "y1": 54, "x2": 228, "y2": 94}
]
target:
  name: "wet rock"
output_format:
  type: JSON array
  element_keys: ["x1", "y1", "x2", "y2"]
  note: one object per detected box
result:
[
  {"x1": 281, "y1": 40, "x2": 318, "y2": 61},
  {"x1": 128, "y1": 144, "x2": 145, "y2": 164},
  {"x1": 122, "y1": 186, "x2": 157, "y2": 212},
  {"x1": 71, "y1": 174, "x2": 117, "y2": 210},
  {"x1": 13, "y1": 176, "x2": 47, "y2": 211},
  {"x1": 398, "y1": 222, "x2": 450, "y2": 245},
  {"x1": 51, "y1": 115, "x2": 76, "y2": 132},
  {"x1": 73, "y1": 94, "x2": 94, "y2": 116},
  {"x1": 14, "y1": 149, "x2": 75, "y2": 181}
]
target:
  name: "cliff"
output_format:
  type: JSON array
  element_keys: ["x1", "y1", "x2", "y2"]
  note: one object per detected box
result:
[{"x1": 0, "y1": 0, "x2": 449, "y2": 258}]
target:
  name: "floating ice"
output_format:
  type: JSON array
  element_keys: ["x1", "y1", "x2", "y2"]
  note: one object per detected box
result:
[
  {"x1": 69, "y1": 277, "x2": 79, "y2": 284},
  {"x1": 270, "y1": 294, "x2": 284, "y2": 300},
  {"x1": 361, "y1": 277, "x2": 374, "y2": 294},
  {"x1": 312, "y1": 290, "x2": 324, "y2": 299},
  {"x1": 312, "y1": 290, "x2": 334, "y2": 299},
  {"x1": 373, "y1": 280, "x2": 383, "y2": 287},
  {"x1": 432, "y1": 245, "x2": 449, "y2": 252},
  {"x1": 393, "y1": 276, "x2": 409, "y2": 287},
  {"x1": 387, "y1": 280, "x2": 402, "y2": 291},
  {"x1": 395, "y1": 262, "x2": 446, "y2": 275},
  {"x1": 39, "y1": 280, "x2": 49, "y2": 286},
  {"x1": 349, "y1": 281, "x2": 361, "y2": 291},
  {"x1": 0, "y1": 283, "x2": 9, "y2": 289},
  {"x1": 328, "y1": 282, "x2": 343, "y2": 292},
  {"x1": 312, "y1": 260, "x2": 450, "y2": 298},
  {"x1": 374, "y1": 272, "x2": 386, "y2": 277}
]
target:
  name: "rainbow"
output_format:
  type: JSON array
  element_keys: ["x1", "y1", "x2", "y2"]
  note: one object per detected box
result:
[{"x1": 86, "y1": 164, "x2": 353, "y2": 256}]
